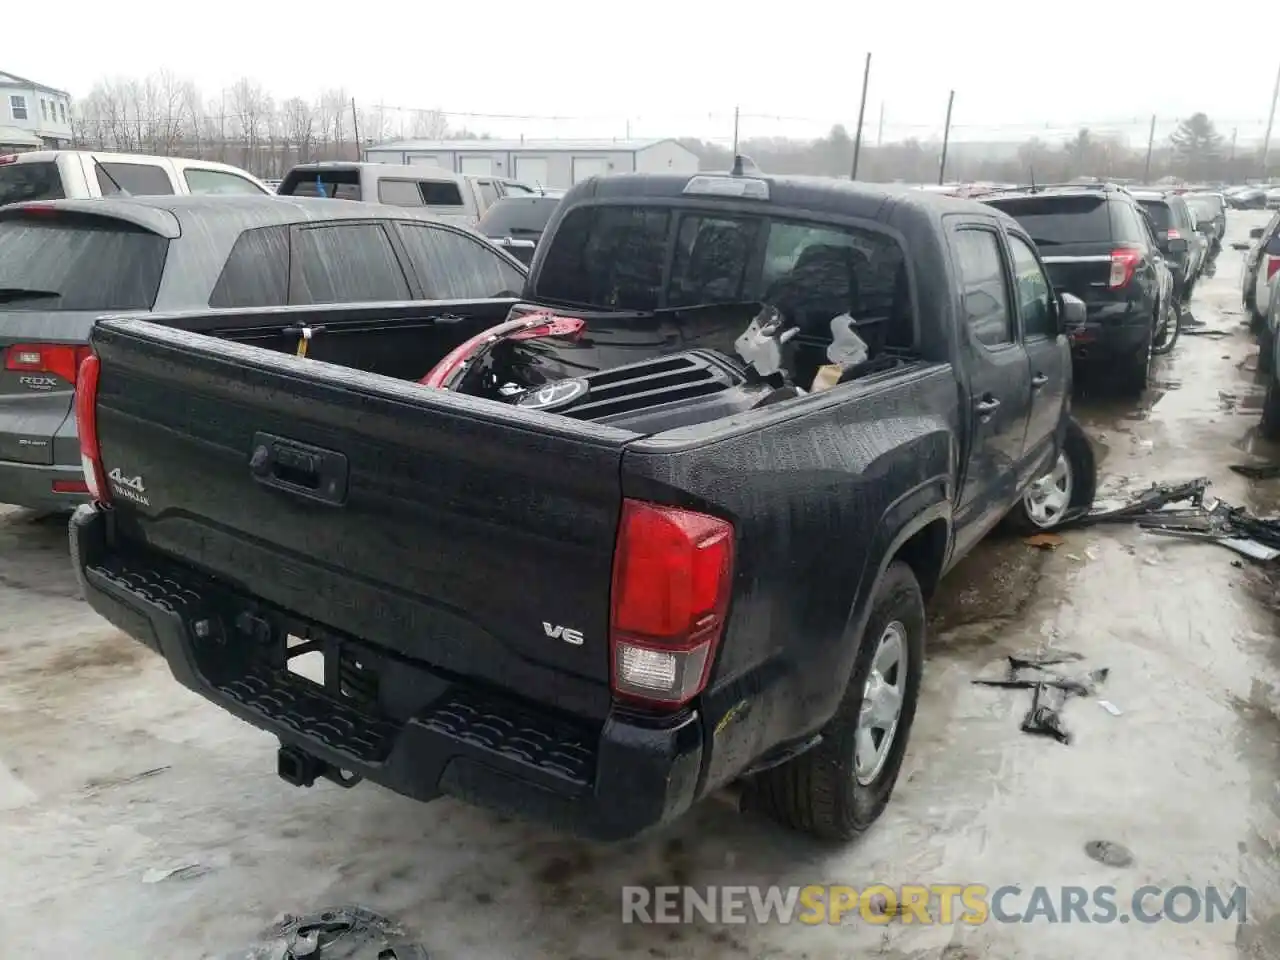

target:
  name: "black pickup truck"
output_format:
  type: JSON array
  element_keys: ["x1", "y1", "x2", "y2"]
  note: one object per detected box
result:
[{"x1": 71, "y1": 172, "x2": 1093, "y2": 842}]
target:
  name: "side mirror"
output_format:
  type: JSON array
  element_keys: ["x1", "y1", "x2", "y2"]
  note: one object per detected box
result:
[
  {"x1": 1251, "y1": 226, "x2": 1265, "y2": 239},
  {"x1": 1059, "y1": 292, "x2": 1086, "y2": 334},
  {"x1": 1167, "y1": 236, "x2": 1188, "y2": 253}
]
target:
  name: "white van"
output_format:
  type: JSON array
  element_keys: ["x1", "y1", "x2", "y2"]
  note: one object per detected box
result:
[
  {"x1": 0, "y1": 150, "x2": 272, "y2": 206},
  {"x1": 277, "y1": 161, "x2": 538, "y2": 226}
]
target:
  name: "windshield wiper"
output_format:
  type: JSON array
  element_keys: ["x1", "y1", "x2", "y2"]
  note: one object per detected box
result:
[{"x1": 0, "y1": 286, "x2": 60, "y2": 303}]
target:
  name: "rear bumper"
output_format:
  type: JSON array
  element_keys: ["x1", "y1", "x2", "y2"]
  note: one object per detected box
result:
[
  {"x1": 70, "y1": 504, "x2": 703, "y2": 841},
  {"x1": 0, "y1": 459, "x2": 88, "y2": 512},
  {"x1": 1069, "y1": 302, "x2": 1151, "y2": 362}
]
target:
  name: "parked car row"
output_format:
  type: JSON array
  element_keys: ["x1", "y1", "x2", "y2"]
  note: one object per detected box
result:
[{"x1": 973, "y1": 182, "x2": 1210, "y2": 394}]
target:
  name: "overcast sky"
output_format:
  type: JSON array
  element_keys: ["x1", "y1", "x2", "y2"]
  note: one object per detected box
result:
[{"x1": 11, "y1": 1, "x2": 1278, "y2": 145}]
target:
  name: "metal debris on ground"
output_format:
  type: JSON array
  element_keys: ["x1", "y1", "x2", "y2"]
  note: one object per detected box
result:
[
  {"x1": 142, "y1": 863, "x2": 210, "y2": 883},
  {"x1": 223, "y1": 907, "x2": 429, "y2": 960},
  {"x1": 972, "y1": 651, "x2": 1108, "y2": 745},
  {"x1": 1061, "y1": 477, "x2": 1280, "y2": 563},
  {"x1": 1097, "y1": 699, "x2": 1123, "y2": 717}
]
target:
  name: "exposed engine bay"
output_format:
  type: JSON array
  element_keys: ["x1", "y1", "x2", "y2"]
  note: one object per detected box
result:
[{"x1": 419, "y1": 302, "x2": 914, "y2": 433}]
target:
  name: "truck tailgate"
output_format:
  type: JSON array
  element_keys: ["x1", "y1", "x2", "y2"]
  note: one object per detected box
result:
[{"x1": 90, "y1": 318, "x2": 635, "y2": 721}]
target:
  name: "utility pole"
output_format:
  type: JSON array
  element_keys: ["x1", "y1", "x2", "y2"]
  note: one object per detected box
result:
[
  {"x1": 937, "y1": 90, "x2": 955, "y2": 186},
  {"x1": 350, "y1": 97, "x2": 361, "y2": 160},
  {"x1": 850, "y1": 52, "x2": 872, "y2": 180},
  {"x1": 877, "y1": 101, "x2": 885, "y2": 147},
  {"x1": 1262, "y1": 60, "x2": 1280, "y2": 176},
  {"x1": 1143, "y1": 114, "x2": 1156, "y2": 183},
  {"x1": 1231, "y1": 127, "x2": 1238, "y2": 162},
  {"x1": 731, "y1": 105, "x2": 740, "y2": 157}
]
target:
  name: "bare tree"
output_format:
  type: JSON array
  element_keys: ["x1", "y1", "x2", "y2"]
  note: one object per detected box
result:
[
  {"x1": 228, "y1": 77, "x2": 270, "y2": 170},
  {"x1": 320, "y1": 88, "x2": 351, "y2": 158},
  {"x1": 281, "y1": 97, "x2": 315, "y2": 164},
  {"x1": 410, "y1": 109, "x2": 449, "y2": 140}
]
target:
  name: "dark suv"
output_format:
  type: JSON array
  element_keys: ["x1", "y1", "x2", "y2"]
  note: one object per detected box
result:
[
  {"x1": 981, "y1": 183, "x2": 1176, "y2": 395},
  {"x1": 1130, "y1": 190, "x2": 1205, "y2": 303}
]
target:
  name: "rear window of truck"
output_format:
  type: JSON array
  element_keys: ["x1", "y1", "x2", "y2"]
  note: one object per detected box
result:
[
  {"x1": 477, "y1": 197, "x2": 560, "y2": 237},
  {"x1": 982, "y1": 195, "x2": 1112, "y2": 246},
  {"x1": 0, "y1": 161, "x2": 65, "y2": 206},
  {"x1": 534, "y1": 204, "x2": 906, "y2": 320},
  {"x1": 0, "y1": 217, "x2": 167, "y2": 310},
  {"x1": 280, "y1": 169, "x2": 362, "y2": 200}
]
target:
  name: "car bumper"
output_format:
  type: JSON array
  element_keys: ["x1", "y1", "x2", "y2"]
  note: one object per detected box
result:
[
  {"x1": 1068, "y1": 302, "x2": 1151, "y2": 362},
  {"x1": 0, "y1": 459, "x2": 89, "y2": 512},
  {"x1": 70, "y1": 504, "x2": 704, "y2": 841}
]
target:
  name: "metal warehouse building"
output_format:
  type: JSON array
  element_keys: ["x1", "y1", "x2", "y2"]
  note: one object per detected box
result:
[{"x1": 362, "y1": 138, "x2": 700, "y2": 190}]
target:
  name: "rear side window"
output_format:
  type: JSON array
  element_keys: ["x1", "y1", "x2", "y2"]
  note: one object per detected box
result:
[
  {"x1": 209, "y1": 226, "x2": 289, "y2": 307},
  {"x1": 0, "y1": 217, "x2": 167, "y2": 311},
  {"x1": 96, "y1": 162, "x2": 175, "y2": 196},
  {"x1": 291, "y1": 222, "x2": 411, "y2": 305},
  {"x1": 0, "y1": 161, "x2": 64, "y2": 205},
  {"x1": 1138, "y1": 201, "x2": 1173, "y2": 232},
  {"x1": 395, "y1": 223, "x2": 526, "y2": 299},
  {"x1": 1169, "y1": 199, "x2": 1195, "y2": 230},
  {"x1": 953, "y1": 229, "x2": 1013, "y2": 347},
  {"x1": 421, "y1": 180, "x2": 464, "y2": 207},
  {"x1": 377, "y1": 180, "x2": 424, "y2": 206},
  {"x1": 536, "y1": 206, "x2": 672, "y2": 309},
  {"x1": 184, "y1": 168, "x2": 266, "y2": 195},
  {"x1": 1111, "y1": 203, "x2": 1154, "y2": 245},
  {"x1": 984, "y1": 196, "x2": 1111, "y2": 246}
]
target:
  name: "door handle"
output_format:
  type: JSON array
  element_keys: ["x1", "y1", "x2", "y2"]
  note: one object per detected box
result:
[
  {"x1": 1031, "y1": 373, "x2": 1049, "y2": 389},
  {"x1": 975, "y1": 396, "x2": 1001, "y2": 417},
  {"x1": 249, "y1": 432, "x2": 349, "y2": 506}
]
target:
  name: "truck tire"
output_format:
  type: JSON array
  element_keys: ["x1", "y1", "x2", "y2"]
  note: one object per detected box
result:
[
  {"x1": 749, "y1": 561, "x2": 924, "y2": 841},
  {"x1": 1005, "y1": 416, "x2": 1097, "y2": 533},
  {"x1": 1261, "y1": 376, "x2": 1280, "y2": 442}
]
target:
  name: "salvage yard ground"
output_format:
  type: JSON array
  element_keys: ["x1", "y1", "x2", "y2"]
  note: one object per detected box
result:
[{"x1": 1, "y1": 214, "x2": 1278, "y2": 960}]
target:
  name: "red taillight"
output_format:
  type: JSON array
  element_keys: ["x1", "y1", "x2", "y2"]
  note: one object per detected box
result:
[
  {"x1": 6, "y1": 343, "x2": 92, "y2": 384},
  {"x1": 1166, "y1": 228, "x2": 1182, "y2": 241},
  {"x1": 1266, "y1": 256, "x2": 1280, "y2": 282},
  {"x1": 609, "y1": 499, "x2": 735, "y2": 709},
  {"x1": 74, "y1": 353, "x2": 109, "y2": 504},
  {"x1": 0, "y1": 155, "x2": 17, "y2": 166},
  {"x1": 1108, "y1": 249, "x2": 1141, "y2": 290},
  {"x1": 52, "y1": 478, "x2": 89, "y2": 494}
]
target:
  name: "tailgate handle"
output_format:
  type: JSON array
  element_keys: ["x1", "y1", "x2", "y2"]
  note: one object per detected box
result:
[{"x1": 249, "y1": 432, "x2": 349, "y2": 506}]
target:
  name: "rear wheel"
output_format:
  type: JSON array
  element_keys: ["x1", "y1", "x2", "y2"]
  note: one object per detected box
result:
[
  {"x1": 1151, "y1": 299, "x2": 1180, "y2": 356},
  {"x1": 749, "y1": 562, "x2": 924, "y2": 841},
  {"x1": 1117, "y1": 334, "x2": 1151, "y2": 397}
]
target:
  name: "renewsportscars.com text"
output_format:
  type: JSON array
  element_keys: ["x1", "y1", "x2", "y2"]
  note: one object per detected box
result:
[{"x1": 621, "y1": 884, "x2": 1247, "y2": 926}]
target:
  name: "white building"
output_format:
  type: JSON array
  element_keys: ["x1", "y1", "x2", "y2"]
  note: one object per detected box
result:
[
  {"x1": 363, "y1": 138, "x2": 700, "y2": 190},
  {"x1": 0, "y1": 70, "x2": 72, "y2": 151}
]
